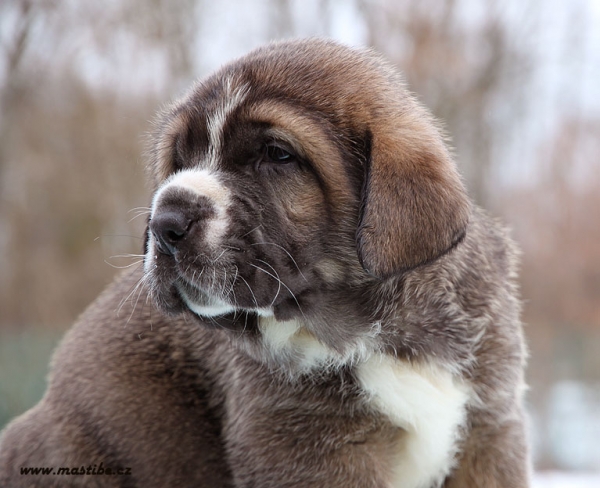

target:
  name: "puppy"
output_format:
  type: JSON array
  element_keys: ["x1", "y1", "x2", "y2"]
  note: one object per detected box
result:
[{"x1": 0, "y1": 39, "x2": 530, "y2": 487}]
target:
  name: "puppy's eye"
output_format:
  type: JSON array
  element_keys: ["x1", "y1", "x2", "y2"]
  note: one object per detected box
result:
[{"x1": 264, "y1": 144, "x2": 295, "y2": 164}]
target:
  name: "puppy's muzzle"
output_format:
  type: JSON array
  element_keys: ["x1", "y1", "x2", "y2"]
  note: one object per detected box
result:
[{"x1": 149, "y1": 189, "x2": 216, "y2": 258}]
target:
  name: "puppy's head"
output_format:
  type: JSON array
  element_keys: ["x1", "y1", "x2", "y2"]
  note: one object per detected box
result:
[{"x1": 144, "y1": 39, "x2": 470, "y2": 367}]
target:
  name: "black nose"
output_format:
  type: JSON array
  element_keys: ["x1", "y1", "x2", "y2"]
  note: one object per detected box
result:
[{"x1": 149, "y1": 211, "x2": 192, "y2": 256}]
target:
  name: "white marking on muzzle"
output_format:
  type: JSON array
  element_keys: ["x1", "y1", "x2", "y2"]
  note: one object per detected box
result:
[{"x1": 151, "y1": 169, "x2": 231, "y2": 248}]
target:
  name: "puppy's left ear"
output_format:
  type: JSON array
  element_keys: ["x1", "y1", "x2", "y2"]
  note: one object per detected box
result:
[{"x1": 356, "y1": 109, "x2": 471, "y2": 278}]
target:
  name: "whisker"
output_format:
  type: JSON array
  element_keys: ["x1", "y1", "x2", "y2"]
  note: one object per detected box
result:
[
  {"x1": 116, "y1": 269, "x2": 147, "y2": 318},
  {"x1": 250, "y1": 241, "x2": 308, "y2": 283},
  {"x1": 240, "y1": 224, "x2": 263, "y2": 239},
  {"x1": 256, "y1": 259, "x2": 282, "y2": 307},
  {"x1": 249, "y1": 262, "x2": 305, "y2": 319},
  {"x1": 221, "y1": 245, "x2": 241, "y2": 251},
  {"x1": 104, "y1": 259, "x2": 144, "y2": 269},
  {"x1": 109, "y1": 253, "x2": 145, "y2": 259},
  {"x1": 221, "y1": 269, "x2": 228, "y2": 298},
  {"x1": 211, "y1": 249, "x2": 227, "y2": 263},
  {"x1": 95, "y1": 234, "x2": 144, "y2": 241},
  {"x1": 227, "y1": 265, "x2": 239, "y2": 300},
  {"x1": 237, "y1": 310, "x2": 249, "y2": 340},
  {"x1": 243, "y1": 312, "x2": 248, "y2": 333},
  {"x1": 239, "y1": 275, "x2": 259, "y2": 309},
  {"x1": 126, "y1": 274, "x2": 148, "y2": 326},
  {"x1": 207, "y1": 316, "x2": 221, "y2": 328},
  {"x1": 127, "y1": 206, "x2": 151, "y2": 214},
  {"x1": 128, "y1": 211, "x2": 151, "y2": 223}
]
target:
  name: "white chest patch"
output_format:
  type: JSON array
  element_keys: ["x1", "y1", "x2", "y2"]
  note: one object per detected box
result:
[
  {"x1": 257, "y1": 317, "x2": 471, "y2": 486},
  {"x1": 355, "y1": 355, "x2": 471, "y2": 488}
]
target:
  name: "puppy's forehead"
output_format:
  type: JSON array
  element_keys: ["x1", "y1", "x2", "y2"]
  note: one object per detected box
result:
[
  {"x1": 152, "y1": 40, "x2": 392, "y2": 182},
  {"x1": 191, "y1": 39, "x2": 387, "y2": 128}
]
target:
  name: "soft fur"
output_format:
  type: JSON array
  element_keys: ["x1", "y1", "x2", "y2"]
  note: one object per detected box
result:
[{"x1": 0, "y1": 39, "x2": 530, "y2": 487}]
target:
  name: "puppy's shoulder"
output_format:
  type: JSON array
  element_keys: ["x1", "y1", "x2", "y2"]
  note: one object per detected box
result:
[{"x1": 433, "y1": 205, "x2": 520, "y2": 292}]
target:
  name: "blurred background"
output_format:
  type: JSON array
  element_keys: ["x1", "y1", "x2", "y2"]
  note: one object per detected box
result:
[{"x1": 1, "y1": 0, "x2": 599, "y2": 481}]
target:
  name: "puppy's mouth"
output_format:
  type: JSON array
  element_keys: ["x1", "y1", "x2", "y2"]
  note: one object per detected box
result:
[
  {"x1": 145, "y1": 241, "x2": 244, "y2": 318},
  {"x1": 175, "y1": 277, "x2": 238, "y2": 317},
  {"x1": 145, "y1": 228, "x2": 312, "y2": 321}
]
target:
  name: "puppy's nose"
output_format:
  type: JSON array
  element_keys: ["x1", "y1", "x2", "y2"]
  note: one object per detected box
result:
[{"x1": 150, "y1": 211, "x2": 192, "y2": 256}]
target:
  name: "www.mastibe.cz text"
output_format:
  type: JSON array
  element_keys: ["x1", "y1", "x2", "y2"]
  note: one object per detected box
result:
[{"x1": 20, "y1": 463, "x2": 131, "y2": 476}]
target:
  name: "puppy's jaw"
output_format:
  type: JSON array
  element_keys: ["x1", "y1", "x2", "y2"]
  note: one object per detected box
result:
[{"x1": 177, "y1": 280, "x2": 236, "y2": 318}]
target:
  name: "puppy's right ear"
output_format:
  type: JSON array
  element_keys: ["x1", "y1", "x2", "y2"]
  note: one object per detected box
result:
[{"x1": 356, "y1": 106, "x2": 471, "y2": 278}]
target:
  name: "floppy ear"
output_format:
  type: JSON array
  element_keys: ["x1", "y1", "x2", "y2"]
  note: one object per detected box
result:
[{"x1": 356, "y1": 113, "x2": 471, "y2": 278}]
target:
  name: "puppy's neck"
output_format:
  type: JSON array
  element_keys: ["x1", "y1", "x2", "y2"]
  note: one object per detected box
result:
[{"x1": 254, "y1": 315, "x2": 378, "y2": 376}]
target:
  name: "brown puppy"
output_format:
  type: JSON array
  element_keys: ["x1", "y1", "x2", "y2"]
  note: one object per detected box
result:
[{"x1": 0, "y1": 39, "x2": 530, "y2": 487}]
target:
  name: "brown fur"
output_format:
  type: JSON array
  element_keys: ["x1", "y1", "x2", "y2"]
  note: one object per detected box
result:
[{"x1": 0, "y1": 39, "x2": 530, "y2": 487}]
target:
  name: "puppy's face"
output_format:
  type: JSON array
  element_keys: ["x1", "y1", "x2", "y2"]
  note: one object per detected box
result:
[{"x1": 144, "y1": 39, "x2": 470, "y2": 367}]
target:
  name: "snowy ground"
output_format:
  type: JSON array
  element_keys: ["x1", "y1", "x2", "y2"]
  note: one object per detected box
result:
[{"x1": 533, "y1": 472, "x2": 600, "y2": 488}]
